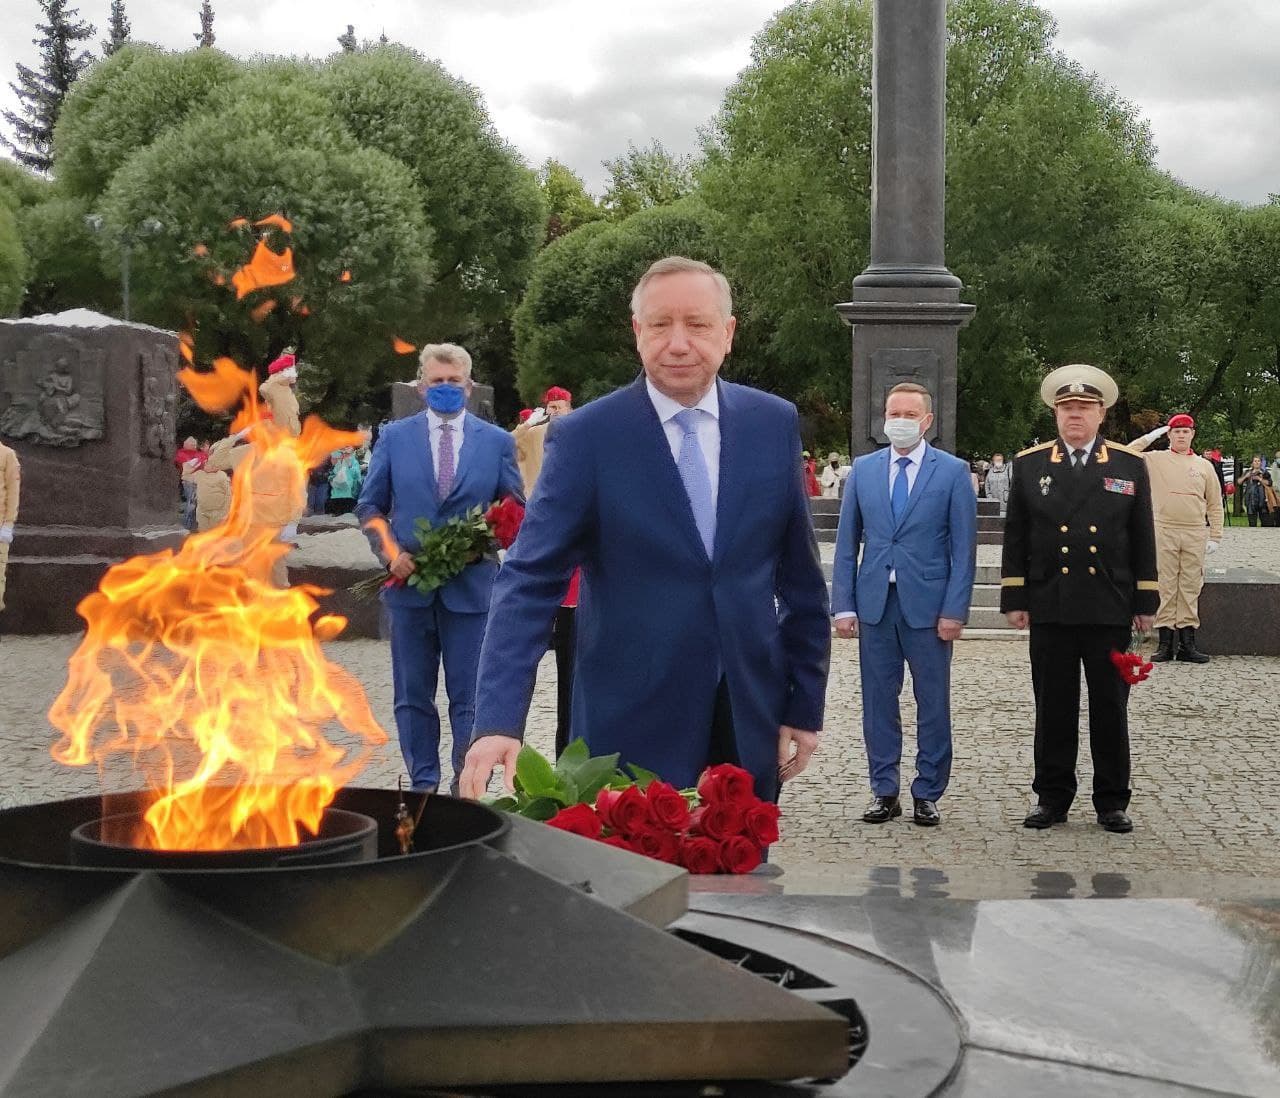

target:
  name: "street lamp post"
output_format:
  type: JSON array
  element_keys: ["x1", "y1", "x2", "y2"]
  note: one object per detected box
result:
[{"x1": 84, "y1": 214, "x2": 164, "y2": 323}]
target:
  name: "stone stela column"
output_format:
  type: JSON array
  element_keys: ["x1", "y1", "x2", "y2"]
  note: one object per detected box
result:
[{"x1": 836, "y1": 0, "x2": 975, "y2": 455}]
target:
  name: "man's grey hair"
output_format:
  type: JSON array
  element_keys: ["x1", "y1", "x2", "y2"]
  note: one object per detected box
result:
[
  {"x1": 630, "y1": 256, "x2": 733, "y2": 320},
  {"x1": 417, "y1": 342, "x2": 473, "y2": 381}
]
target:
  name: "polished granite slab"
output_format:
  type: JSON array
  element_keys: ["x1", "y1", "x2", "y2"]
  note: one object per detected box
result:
[{"x1": 687, "y1": 892, "x2": 1280, "y2": 1097}]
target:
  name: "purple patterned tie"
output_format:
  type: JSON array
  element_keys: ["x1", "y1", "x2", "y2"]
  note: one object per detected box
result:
[{"x1": 437, "y1": 421, "x2": 455, "y2": 499}]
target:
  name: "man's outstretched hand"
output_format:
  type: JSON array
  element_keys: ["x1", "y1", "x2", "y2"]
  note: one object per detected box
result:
[{"x1": 459, "y1": 734, "x2": 522, "y2": 799}]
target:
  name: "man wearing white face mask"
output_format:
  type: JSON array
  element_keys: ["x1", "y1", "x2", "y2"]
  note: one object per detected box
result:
[{"x1": 831, "y1": 383, "x2": 978, "y2": 828}]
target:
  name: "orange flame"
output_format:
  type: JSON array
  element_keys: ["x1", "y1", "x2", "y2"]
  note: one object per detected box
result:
[
  {"x1": 49, "y1": 365, "x2": 385, "y2": 851},
  {"x1": 392, "y1": 336, "x2": 416, "y2": 355},
  {"x1": 250, "y1": 299, "x2": 278, "y2": 323},
  {"x1": 362, "y1": 516, "x2": 402, "y2": 562},
  {"x1": 339, "y1": 269, "x2": 352, "y2": 283},
  {"x1": 232, "y1": 241, "x2": 296, "y2": 300},
  {"x1": 178, "y1": 331, "x2": 195, "y2": 365},
  {"x1": 254, "y1": 213, "x2": 293, "y2": 234},
  {"x1": 192, "y1": 243, "x2": 210, "y2": 258},
  {"x1": 228, "y1": 217, "x2": 250, "y2": 230}
]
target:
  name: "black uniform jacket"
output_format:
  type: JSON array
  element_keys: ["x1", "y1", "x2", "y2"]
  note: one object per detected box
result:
[{"x1": 1000, "y1": 437, "x2": 1159, "y2": 626}]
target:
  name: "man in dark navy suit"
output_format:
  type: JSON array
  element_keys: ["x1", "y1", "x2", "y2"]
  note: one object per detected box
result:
[{"x1": 460, "y1": 257, "x2": 830, "y2": 801}]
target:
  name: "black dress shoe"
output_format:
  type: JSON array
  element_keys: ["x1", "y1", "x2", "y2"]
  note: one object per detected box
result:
[
  {"x1": 1023, "y1": 804, "x2": 1068, "y2": 829},
  {"x1": 912, "y1": 799, "x2": 941, "y2": 827},
  {"x1": 1097, "y1": 810, "x2": 1133, "y2": 833},
  {"x1": 861, "y1": 795, "x2": 902, "y2": 823}
]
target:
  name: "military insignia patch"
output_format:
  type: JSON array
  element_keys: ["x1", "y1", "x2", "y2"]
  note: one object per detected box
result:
[
  {"x1": 1039, "y1": 475, "x2": 1052, "y2": 496},
  {"x1": 1103, "y1": 477, "x2": 1135, "y2": 495}
]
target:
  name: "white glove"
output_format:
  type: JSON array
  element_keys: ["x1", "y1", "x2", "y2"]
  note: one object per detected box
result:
[
  {"x1": 182, "y1": 458, "x2": 200, "y2": 472},
  {"x1": 1137, "y1": 424, "x2": 1170, "y2": 447},
  {"x1": 0, "y1": 525, "x2": 12, "y2": 544},
  {"x1": 231, "y1": 426, "x2": 251, "y2": 443},
  {"x1": 1206, "y1": 541, "x2": 1219, "y2": 555},
  {"x1": 526, "y1": 407, "x2": 549, "y2": 426}
]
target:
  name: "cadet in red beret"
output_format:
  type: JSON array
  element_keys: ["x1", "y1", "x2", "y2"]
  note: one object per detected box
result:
[{"x1": 1130, "y1": 412, "x2": 1223, "y2": 662}]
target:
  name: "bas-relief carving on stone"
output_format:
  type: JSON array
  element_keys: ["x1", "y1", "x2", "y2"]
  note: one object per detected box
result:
[
  {"x1": 0, "y1": 335, "x2": 106, "y2": 447},
  {"x1": 870, "y1": 347, "x2": 941, "y2": 441},
  {"x1": 139, "y1": 347, "x2": 178, "y2": 459}
]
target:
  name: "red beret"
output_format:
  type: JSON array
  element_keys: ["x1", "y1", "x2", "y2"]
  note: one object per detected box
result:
[
  {"x1": 268, "y1": 351, "x2": 296, "y2": 375},
  {"x1": 518, "y1": 408, "x2": 533, "y2": 423},
  {"x1": 1168, "y1": 413, "x2": 1194, "y2": 429},
  {"x1": 543, "y1": 386, "x2": 572, "y2": 404}
]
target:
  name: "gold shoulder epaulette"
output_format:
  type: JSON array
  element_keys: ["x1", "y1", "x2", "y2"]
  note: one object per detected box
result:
[{"x1": 1016, "y1": 441, "x2": 1054, "y2": 458}]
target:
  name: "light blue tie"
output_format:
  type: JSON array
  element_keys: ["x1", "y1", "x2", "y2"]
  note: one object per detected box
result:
[
  {"x1": 891, "y1": 455, "x2": 912, "y2": 523},
  {"x1": 672, "y1": 408, "x2": 715, "y2": 558}
]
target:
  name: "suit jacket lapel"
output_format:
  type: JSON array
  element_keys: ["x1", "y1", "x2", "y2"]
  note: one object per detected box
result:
[
  {"x1": 411, "y1": 412, "x2": 437, "y2": 509},
  {"x1": 630, "y1": 377, "x2": 711, "y2": 563},
  {"x1": 894, "y1": 446, "x2": 937, "y2": 529},
  {"x1": 712, "y1": 379, "x2": 744, "y2": 567}
]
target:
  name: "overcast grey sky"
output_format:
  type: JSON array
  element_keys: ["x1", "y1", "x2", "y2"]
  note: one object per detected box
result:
[{"x1": 0, "y1": 0, "x2": 1275, "y2": 204}]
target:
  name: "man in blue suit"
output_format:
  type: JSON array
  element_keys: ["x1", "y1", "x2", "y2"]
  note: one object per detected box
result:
[
  {"x1": 459, "y1": 257, "x2": 830, "y2": 801},
  {"x1": 356, "y1": 343, "x2": 523, "y2": 794},
  {"x1": 831, "y1": 383, "x2": 977, "y2": 827}
]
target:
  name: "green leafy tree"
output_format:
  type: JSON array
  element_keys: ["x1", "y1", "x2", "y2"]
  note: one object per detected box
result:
[
  {"x1": 53, "y1": 45, "x2": 239, "y2": 198},
  {"x1": 96, "y1": 73, "x2": 436, "y2": 420},
  {"x1": 3, "y1": 0, "x2": 96, "y2": 172},
  {"x1": 0, "y1": 159, "x2": 52, "y2": 210},
  {"x1": 195, "y1": 1, "x2": 215, "y2": 48},
  {"x1": 315, "y1": 46, "x2": 545, "y2": 335},
  {"x1": 601, "y1": 140, "x2": 697, "y2": 221},
  {"x1": 514, "y1": 199, "x2": 724, "y2": 403},
  {"x1": 16, "y1": 192, "x2": 118, "y2": 316},
  {"x1": 0, "y1": 203, "x2": 28, "y2": 315},
  {"x1": 102, "y1": 1, "x2": 131, "y2": 56},
  {"x1": 540, "y1": 159, "x2": 603, "y2": 243}
]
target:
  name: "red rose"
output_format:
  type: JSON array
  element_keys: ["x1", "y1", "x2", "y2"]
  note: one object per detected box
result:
[
  {"x1": 688, "y1": 801, "x2": 745, "y2": 842},
  {"x1": 744, "y1": 802, "x2": 781, "y2": 845},
  {"x1": 645, "y1": 780, "x2": 691, "y2": 830},
  {"x1": 596, "y1": 785, "x2": 649, "y2": 837},
  {"x1": 696, "y1": 764, "x2": 756, "y2": 808},
  {"x1": 632, "y1": 824, "x2": 681, "y2": 865},
  {"x1": 678, "y1": 836, "x2": 721, "y2": 874},
  {"x1": 546, "y1": 803, "x2": 601, "y2": 839},
  {"x1": 382, "y1": 575, "x2": 406, "y2": 590},
  {"x1": 600, "y1": 834, "x2": 637, "y2": 853},
  {"x1": 719, "y1": 835, "x2": 763, "y2": 874},
  {"x1": 485, "y1": 497, "x2": 526, "y2": 550}
]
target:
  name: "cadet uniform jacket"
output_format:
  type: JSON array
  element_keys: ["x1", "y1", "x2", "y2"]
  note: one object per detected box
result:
[
  {"x1": 0, "y1": 443, "x2": 18, "y2": 529},
  {"x1": 1000, "y1": 438, "x2": 1159, "y2": 626}
]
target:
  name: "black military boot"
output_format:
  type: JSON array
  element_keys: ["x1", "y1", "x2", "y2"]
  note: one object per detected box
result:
[
  {"x1": 1176, "y1": 626, "x2": 1210, "y2": 663},
  {"x1": 1151, "y1": 627, "x2": 1177, "y2": 663}
]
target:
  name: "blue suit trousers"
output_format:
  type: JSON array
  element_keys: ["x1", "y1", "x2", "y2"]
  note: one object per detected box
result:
[
  {"x1": 858, "y1": 587, "x2": 953, "y2": 801},
  {"x1": 387, "y1": 603, "x2": 487, "y2": 793}
]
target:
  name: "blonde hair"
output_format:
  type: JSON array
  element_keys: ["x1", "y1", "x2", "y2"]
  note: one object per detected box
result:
[
  {"x1": 886, "y1": 382, "x2": 933, "y2": 414},
  {"x1": 630, "y1": 256, "x2": 732, "y2": 320},
  {"x1": 417, "y1": 342, "x2": 473, "y2": 381}
]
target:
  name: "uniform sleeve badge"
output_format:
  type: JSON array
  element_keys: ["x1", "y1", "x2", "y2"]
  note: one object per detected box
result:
[
  {"x1": 1039, "y1": 475, "x2": 1052, "y2": 496},
  {"x1": 1103, "y1": 477, "x2": 1135, "y2": 496}
]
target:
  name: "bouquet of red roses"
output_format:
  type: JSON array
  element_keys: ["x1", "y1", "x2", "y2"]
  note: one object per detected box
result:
[
  {"x1": 350, "y1": 497, "x2": 524, "y2": 600},
  {"x1": 1110, "y1": 629, "x2": 1154, "y2": 685},
  {"x1": 488, "y1": 740, "x2": 778, "y2": 875}
]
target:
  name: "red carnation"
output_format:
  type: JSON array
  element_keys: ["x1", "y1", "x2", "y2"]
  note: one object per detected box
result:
[
  {"x1": 645, "y1": 781, "x2": 691, "y2": 830},
  {"x1": 696, "y1": 764, "x2": 757, "y2": 808},
  {"x1": 678, "y1": 836, "x2": 721, "y2": 874},
  {"x1": 1109, "y1": 649, "x2": 1153, "y2": 686},
  {"x1": 485, "y1": 497, "x2": 526, "y2": 550},
  {"x1": 546, "y1": 803, "x2": 602, "y2": 839},
  {"x1": 689, "y1": 801, "x2": 745, "y2": 842},
  {"x1": 744, "y1": 802, "x2": 781, "y2": 846},
  {"x1": 596, "y1": 785, "x2": 649, "y2": 837},
  {"x1": 719, "y1": 835, "x2": 763, "y2": 874},
  {"x1": 632, "y1": 824, "x2": 681, "y2": 865}
]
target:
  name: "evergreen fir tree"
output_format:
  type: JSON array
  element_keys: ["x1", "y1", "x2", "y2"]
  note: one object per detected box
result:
[
  {"x1": 337, "y1": 24, "x2": 357, "y2": 53},
  {"x1": 102, "y1": 0, "x2": 131, "y2": 56},
  {"x1": 378, "y1": 29, "x2": 388, "y2": 45},
  {"x1": 2, "y1": 0, "x2": 96, "y2": 173},
  {"x1": 194, "y1": 1, "x2": 215, "y2": 48}
]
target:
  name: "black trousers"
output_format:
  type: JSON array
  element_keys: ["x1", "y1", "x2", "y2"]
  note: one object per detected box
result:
[
  {"x1": 1029, "y1": 623, "x2": 1132, "y2": 814},
  {"x1": 551, "y1": 606, "x2": 576, "y2": 758}
]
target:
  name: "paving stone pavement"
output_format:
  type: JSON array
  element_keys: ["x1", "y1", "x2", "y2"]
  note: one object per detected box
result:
[{"x1": 1, "y1": 523, "x2": 1277, "y2": 884}]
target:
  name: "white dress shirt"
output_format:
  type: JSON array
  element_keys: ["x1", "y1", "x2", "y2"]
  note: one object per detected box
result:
[
  {"x1": 427, "y1": 408, "x2": 466, "y2": 472},
  {"x1": 646, "y1": 378, "x2": 720, "y2": 510},
  {"x1": 834, "y1": 437, "x2": 929, "y2": 620},
  {"x1": 1064, "y1": 437, "x2": 1096, "y2": 465}
]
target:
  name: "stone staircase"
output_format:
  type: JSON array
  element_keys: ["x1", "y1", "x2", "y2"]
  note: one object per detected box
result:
[{"x1": 813, "y1": 497, "x2": 1017, "y2": 635}]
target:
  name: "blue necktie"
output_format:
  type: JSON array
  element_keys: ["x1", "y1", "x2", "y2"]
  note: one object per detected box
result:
[
  {"x1": 891, "y1": 455, "x2": 912, "y2": 523},
  {"x1": 673, "y1": 408, "x2": 715, "y2": 558}
]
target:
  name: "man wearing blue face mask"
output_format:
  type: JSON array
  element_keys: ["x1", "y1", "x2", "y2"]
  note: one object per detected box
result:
[
  {"x1": 831, "y1": 382, "x2": 977, "y2": 828},
  {"x1": 356, "y1": 343, "x2": 523, "y2": 794}
]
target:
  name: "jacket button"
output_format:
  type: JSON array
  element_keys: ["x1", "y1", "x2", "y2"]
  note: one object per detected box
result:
[
  {"x1": 1060, "y1": 525, "x2": 1068, "y2": 533},
  {"x1": 1061, "y1": 546, "x2": 1069, "y2": 554},
  {"x1": 1090, "y1": 525, "x2": 1098, "y2": 533},
  {"x1": 1061, "y1": 566, "x2": 1069, "y2": 574},
  {"x1": 1089, "y1": 566, "x2": 1097, "y2": 575},
  {"x1": 1090, "y1": 546, "x2": 1098, "y2": 553}
]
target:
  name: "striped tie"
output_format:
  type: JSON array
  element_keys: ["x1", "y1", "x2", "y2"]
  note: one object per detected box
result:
[{"x1": 437, "y1": 421, "x2": 455, "y2": 498}]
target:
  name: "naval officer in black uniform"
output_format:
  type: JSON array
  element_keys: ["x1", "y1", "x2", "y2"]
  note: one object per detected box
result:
[{"x1": 1001, "y1": 364, "x2": 1159, "y2": 834}]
